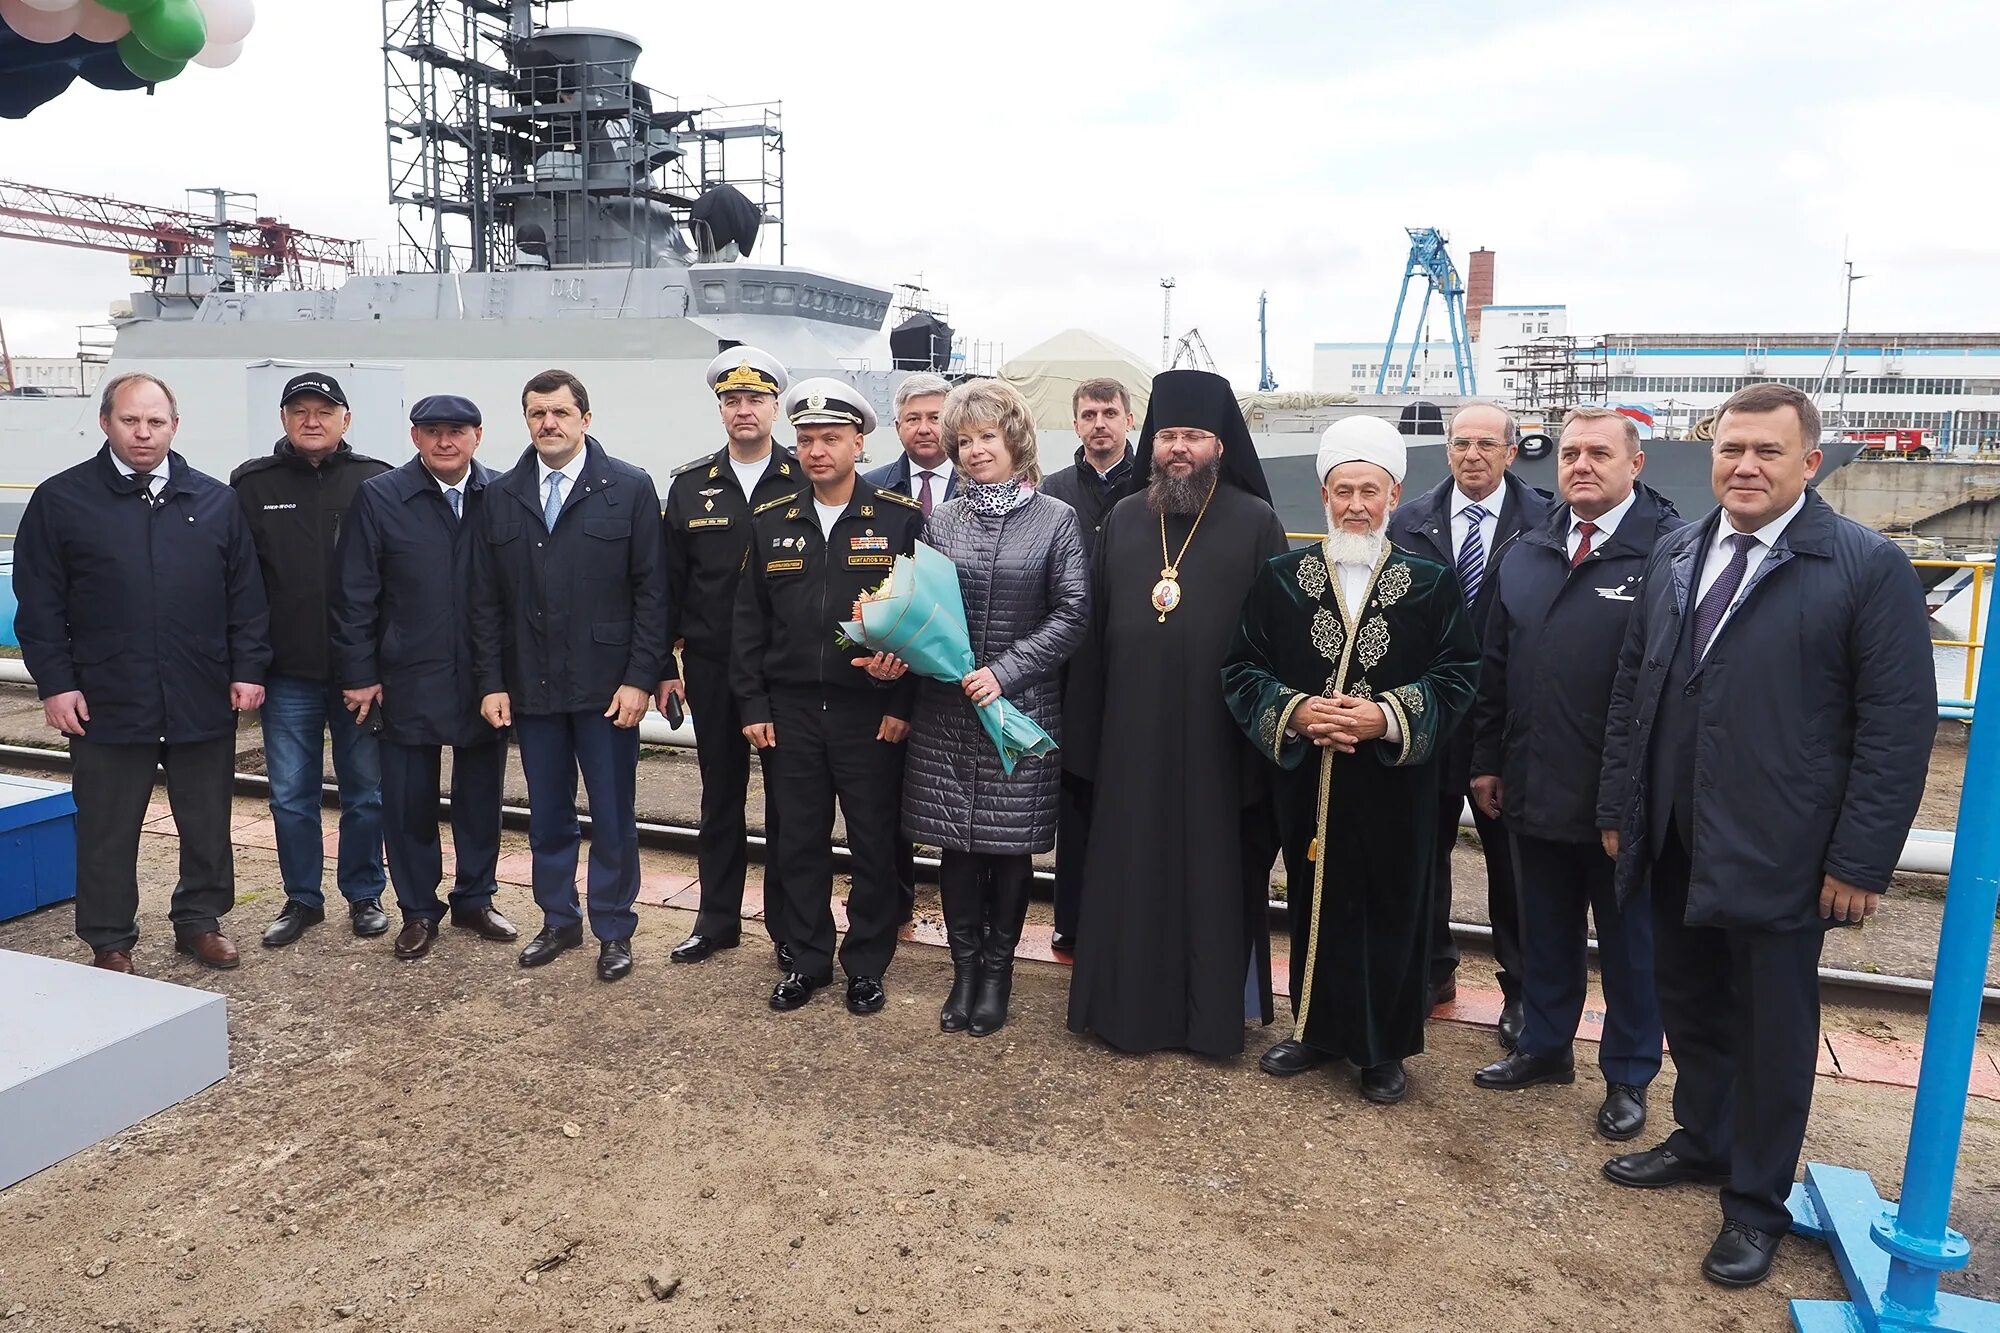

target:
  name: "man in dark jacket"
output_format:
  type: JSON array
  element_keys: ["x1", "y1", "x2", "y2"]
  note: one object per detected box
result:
[
  {"x1": 231, "y1": 372, "x2": 394, "y2": 947},
  {"x1": 13, "y1": 372, "x2": 270, "y2": 972},
  {"x1": 1039, "y1": 376, "x2": 1136, "y2": 951},
  {"x1": 331, "y1": 394, "x2": 518, "y2": 961},
  {"x1": 1467, "y1": 407, "x2": 1681, "y2": 1142},
  {"x1": 472, "y1": 369, "x2": 669, "y2": 982},
  {"x1": 659, "y1": 347, "x2": 799, "y2": 968},
  {"x1": 733, "y1": 378, "x2": 923, "y2": 1016},
  {"x1": 1387, "y1": 402, "x2": 1552, "y2": 1040},
  {"x1": 1596, "y1": 384, "x2": 1934, "y2": 1288}
]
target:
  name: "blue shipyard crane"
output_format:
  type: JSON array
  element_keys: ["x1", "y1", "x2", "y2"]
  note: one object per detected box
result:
[
  {"x1": 1257, "y1": 290, "x2": 1278, "y2": 391},
  {"x1": 1374, "y1": 227, "x2": 1477, "y2": 395}
]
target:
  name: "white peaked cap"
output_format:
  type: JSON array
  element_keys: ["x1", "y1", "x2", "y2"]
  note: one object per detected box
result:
[{"x1": 1316, "y1": 414, "x2": 1407, "y2": 485}]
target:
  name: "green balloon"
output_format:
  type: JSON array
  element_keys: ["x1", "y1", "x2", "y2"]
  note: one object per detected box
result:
[
  {"x1": 96, "y1": 0, "x2": 157, "y2": 13},
  {"x1": 131, "y1": 0, "x2": 206, "y2": 62},
  {"x1": 116, "y1": 31, "x2": 186, "y2": 83}
]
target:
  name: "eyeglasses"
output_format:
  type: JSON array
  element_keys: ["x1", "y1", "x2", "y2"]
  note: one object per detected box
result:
[
  {"x1": 1154, "y1": 429, "x2": 1218, "y2": 447},
  {"x1": 1446, "y1": 437, "x2": 1508, "y2": 455}
]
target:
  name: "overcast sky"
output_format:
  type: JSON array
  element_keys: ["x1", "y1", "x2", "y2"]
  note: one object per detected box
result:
[{"x1": 2, "y1": 0, "x2": 1993, "y2": 388}]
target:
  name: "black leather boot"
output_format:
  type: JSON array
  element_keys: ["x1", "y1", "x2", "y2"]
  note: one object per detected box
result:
[
  {"x1": 938, "y1": 852, "x2": 983, "y2": 1033},
  {"x1": 969, "y1": 856, "x2": 1031, "y2": 1037}
]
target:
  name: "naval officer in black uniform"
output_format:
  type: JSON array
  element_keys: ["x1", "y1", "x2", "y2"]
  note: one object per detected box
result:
[
  {"x1": 732, "y1": 378, "x2": 924, "y2": 1015},
  {"x1": 660, "y1": 347, "x2": 800, "y2": 968}
]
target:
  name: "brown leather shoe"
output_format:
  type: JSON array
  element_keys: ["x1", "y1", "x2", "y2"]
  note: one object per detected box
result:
[
  {"x1": 92, "y1": 948, "x2": 134, "y2": 973},
  {"x1": 394, "y1": 917, "x2": 439, "y2": 960},
  {"x1": 450, "y1": 904, "x2": 519, "y2": 942},
  {"x1": 175, "y1": 931, "x2": 240, "y2": 970}
]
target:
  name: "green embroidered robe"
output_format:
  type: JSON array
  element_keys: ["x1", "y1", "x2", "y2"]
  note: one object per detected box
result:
[{"x1": 1222, "y1": 542, "x2": 1478, "y2": 1066}]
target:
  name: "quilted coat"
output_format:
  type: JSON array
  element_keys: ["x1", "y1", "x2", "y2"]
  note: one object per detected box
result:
[{"x1": 902, "y1": 491, "x2": 1089, "y2": 852}]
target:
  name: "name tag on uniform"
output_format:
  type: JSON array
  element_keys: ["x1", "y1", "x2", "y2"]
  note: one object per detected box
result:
[
  {"x1": 765, "y1": 558, "x2": 804, "y2": 574},
  {"x1": 1595, "y1": 587, "x2": 1636, "y2": 602},
  {"x1": 848, "y1": 554, "x2": 894, "y2": 568},
  {"x1": 687, "y1": 517, "x2": 731, "y2": 530},
  {"x1": 850, "y1": 534, "x2": 890, "y2": 551}
]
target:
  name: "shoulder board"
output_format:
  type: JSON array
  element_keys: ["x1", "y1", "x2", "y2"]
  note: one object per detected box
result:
[
  {"x1": 670, "y1": 451, "x2": 718, "y2": 478},
  {"x1": 752, "y1": 491, "x2": 800, "y2": 515},
  {"x1": 874, "y1": 488, "x2": 922, "y2": 510}
]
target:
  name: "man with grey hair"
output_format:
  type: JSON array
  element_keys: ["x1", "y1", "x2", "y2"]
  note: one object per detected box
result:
[
  {"x1": 864, "y1": 372, "x2": 960, "y2": 516},
  {"x1": 1388, "y1": 401, "x2": 1551, "y2": 1043}
]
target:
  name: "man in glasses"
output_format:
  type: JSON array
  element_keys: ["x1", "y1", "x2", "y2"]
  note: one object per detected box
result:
[{"x1": 1387, "y1": 403, "x2": 1551, "y2": 1044}]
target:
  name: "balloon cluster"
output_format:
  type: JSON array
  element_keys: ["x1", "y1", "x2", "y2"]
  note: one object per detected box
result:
[{"x1": 0, "y1": 0, "x2": 253, "y2": 81}]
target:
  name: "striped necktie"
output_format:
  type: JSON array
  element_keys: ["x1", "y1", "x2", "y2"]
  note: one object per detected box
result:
[
  {"x1": 1570, "y1": 519, "x2": 1597, "y2": 570},
  {"x1": 1456, "y1": 503, "x2": 1489, "y2": 601}
]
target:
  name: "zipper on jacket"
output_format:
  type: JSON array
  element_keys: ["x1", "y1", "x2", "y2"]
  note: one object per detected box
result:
[{"x1": 815, "y1": 517, "x2": 830, "y2": 698}]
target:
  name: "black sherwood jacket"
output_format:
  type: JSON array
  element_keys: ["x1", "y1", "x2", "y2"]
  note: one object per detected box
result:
[
  {"x1": 660, "y1": 444, "x2": 800, "y2": 673},
  {"x1": 470, "y1": 438, "x2": 669, "y2": 715},
  {"x1": 1469, "y1": 483, "x2": 1684, "y2": 845},
  {"x1": 230, "y1": 439, "x2": 391, "y2": 682},
  {"x1": 14, "y1": 445, "x2": 270, "y2": 744}
]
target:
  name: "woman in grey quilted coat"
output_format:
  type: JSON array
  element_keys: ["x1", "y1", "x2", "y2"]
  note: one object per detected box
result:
[{"x1": 877, "y1": 379, "x2": 1088, "y2": 1036}]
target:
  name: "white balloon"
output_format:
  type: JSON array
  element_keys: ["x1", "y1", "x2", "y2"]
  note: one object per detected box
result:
[
  {"x1": 191, "y1": 36, "x2": 241, "y2": 67},
  {"x1": 0, "y1": 0, "x2": 79, "y2": 43},
  {"x1": 192, "y1": 0, "x2": 251, "y2": 46},
  {"x1": 71, "y1": 0, "x2": 128, "y2": 41},
  {"x1": 15, "y1": 0, "x2": 81, "y2": 14}
]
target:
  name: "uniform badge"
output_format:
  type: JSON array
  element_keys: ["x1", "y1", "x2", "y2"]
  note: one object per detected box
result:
[
  {"x1": 705, "y1": 499, "x2": 716, "y2": 511},
  {"x1": 699, "y1": 488, "x2": 723, "y2": 497},
  {"x1": 851, "y1": 535, "x2": 890, "y2": 551},
  {"x1": 808, "y1": 393, "x2": 826, "y2": 411}
]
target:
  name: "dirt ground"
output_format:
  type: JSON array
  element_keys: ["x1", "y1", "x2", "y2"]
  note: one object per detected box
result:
[{"x1": 2, "y1": 806, "x2": 1999, "y2": 1332}]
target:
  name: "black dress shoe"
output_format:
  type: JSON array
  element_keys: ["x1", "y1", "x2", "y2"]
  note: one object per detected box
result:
[
  {"x1": 1259, "y1": 1038, "x2": 1332, "y2": 1077},
  {"x1": 1427, "y1": 976, "x2": 1457, "y2": 1008},
  {"x1": 261, "y1": 901, "x2": 324, "y2": 948},
  {"x1": 1602, "y1": 1145, "x2": 1727, "y2": 1190},
  {"x1": 518, "y1": 922, "x2": 584, "y2": 968},
  {"x1": 450, "y1": 904, "x2": 519, "y2": 941},
  {"x1": 393, "y1": 917, "x2": 438, "y2": 961},
  {"x1": 1702, "y1": 1221, "x2": 1780, "y2": 1287},
  {"x1": 1597, "y1": 1083, "x2": 1649, "y2": 1141},
  {"x1": 1497, "y1": 996, "x2": 1525, "y2": 1050},
  {"x1": 1050, "y1": 931, "x2": 1078, "y2": 953},
  {"x1": 846, "y1": 975, "x2": 887, "y2": 1015},
  {"x1": 1359, "y1": 1061, "x2": 1408, "y2": 1105},
  {"x1": 670, "y1": 931, "x2": 740, "y2": 964},
  {"x1": 770, "y1": 972, "x2": 829, "y2": 1011},
  {"x1": 597, "y1": 938, "x2": 633, "y2": 982},
  {"x1": 774, "y1": 941, "x2": 795, "y2": 972},
  {"x1": 349, "y1": 898, "x2": 391, "y2": 938},
  {"x1": 1473, "y1": 1048, "x2": 1577, "y2": 1090}
]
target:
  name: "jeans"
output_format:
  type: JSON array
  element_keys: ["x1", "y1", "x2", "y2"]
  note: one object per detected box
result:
[{"x1": 261, "y1": 673, "x2": 386, "y2": 909}]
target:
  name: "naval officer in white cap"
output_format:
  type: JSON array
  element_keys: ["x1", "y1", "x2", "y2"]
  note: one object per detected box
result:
[{"x1": 661, "y1": 347, "x2": 804, "y2": 969}]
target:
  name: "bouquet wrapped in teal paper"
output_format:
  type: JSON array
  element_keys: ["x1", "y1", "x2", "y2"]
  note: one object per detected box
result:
[{"x1": 840, "y1": 541, "x2": 1056, "y2": 775}]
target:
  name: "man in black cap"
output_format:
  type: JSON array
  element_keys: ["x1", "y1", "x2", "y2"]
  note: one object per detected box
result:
[
  {"x1": 1064, "y1": 369, "x2": 1288, "y2": 1058},
  {"x1": 331, "y1": 394, "x2": 518, "y2": 960},
  {"x1": 660, "y1": 347, "x2": 800, "y2": 968},
  {"x1": 232, "y1": 372, "x2": 394, "y2": 949},
  {"x1": 733, "y1": 377, "x2": 923, "y2": 1015}
]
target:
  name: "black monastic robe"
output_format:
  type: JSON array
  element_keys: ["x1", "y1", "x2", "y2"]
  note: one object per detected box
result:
[
  {"x1": 1222, "y1": 543, "x2": 1478, "y2": 1066},
  {"x1": 1064, "y1": 486, "x2": 1290, "y2": 1057}
]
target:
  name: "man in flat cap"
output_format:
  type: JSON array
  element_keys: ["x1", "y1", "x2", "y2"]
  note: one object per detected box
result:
[
  {"x1": 232, "y1": 372, "x2": 394, "y2": 949},
  {"x1": 660, "y1": 347, "x2": 801, "y2": 969},
  {"x1": 732, "y1": 377, "x2": 923, "y2": 1015},
  {"x1": 1223, "y1": 416, "x2": 1479, "y2": 1103},
  {"x1": 331, "y1": 394, "x2": 518, "y2": 959}
]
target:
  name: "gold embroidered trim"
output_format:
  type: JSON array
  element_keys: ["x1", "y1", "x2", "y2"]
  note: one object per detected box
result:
[
  {"x1": 1385, "y1": 683, "x2": 1431, "y2": 765},
  {"x1": 1376, "y1": 561, "x2": 1413, "y2": 607},
  {"x1": 1270, "y1": 691, "x2": 1308, "y2": 760},
  {"x1": 1310, "y1": 608, "x2": 1344, "y2": 665},
  {"x1": 1356, "y1": 616, "x2": 1390, "y2": 671},
  {"x1": 1296, "y1": 552, "x2": 1328, "y2": 601},
  {"x1": 1346, "y1": 679, "x2": 1373, "y2": 701},
  {"x1": 1380, "y1": 690, "x2": 1415, "y2": 766}
]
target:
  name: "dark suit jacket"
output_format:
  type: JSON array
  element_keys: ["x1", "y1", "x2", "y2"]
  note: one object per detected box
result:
[
  {"x1": 13, "y1": 445, "x2": 270, "y2": 744},
  {"x1": 470, "y1": 438, "x2": 668, "y2": 715},
  {"x1": 863, "y1": 451, "x2": 961, "y2": 505},
  {"x1": 330, "y1": 456, "x2": 499, "y2": 748},
  {"x1": 1597, "y1": 489, "x2": 1935, "y2": 930},
  {"x1": 1387, "y1": 470, "x2": 1553, "y2": 792}
]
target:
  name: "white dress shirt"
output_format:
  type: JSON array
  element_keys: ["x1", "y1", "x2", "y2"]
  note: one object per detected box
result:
[
  {"x1": 1694, "y1": 489, "x2": 1808, "y2": 645},
  {"x1": 1566, "y1": 487, "x2": 1638, "y2": 563},
  {"x1": 109, "y1": 450, "x2": 168, "y2": 499},
  {"x1": 911, "y1": 456, "x2": 954, "y2": 500},
  {"x1": 1450, "y1": 484, "x2": 1503, "y2": 561}
]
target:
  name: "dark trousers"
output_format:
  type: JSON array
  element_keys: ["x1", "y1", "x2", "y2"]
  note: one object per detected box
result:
[
  {"x1": 1512, "y1": 832, "x2": 1663, "y2": 1086},
  {"x1": 70, "y1": 734, "x2": 235, "y2": 953},
  {"x1": 1428, "y1": 791, "x2": 1523, "y2": 996},
  {"x1": 684, "y1": 654, "x2": 787, "y2": 943},
  {"x1": 768, "y1": 689, "x2": 904, "y2": 982},
  {"x1": 1052, "y1": 773, "x2": 1091, "y2": 939},
  {"x1": 379, "y1": 736, "x2": 506, "y2": 923},
  {"x1": 1651, "y1": 830, "x2": 1825, "y2": 1236},
  {"x1": 514, "y1": 710, "x2": 641, "y2": 942}
]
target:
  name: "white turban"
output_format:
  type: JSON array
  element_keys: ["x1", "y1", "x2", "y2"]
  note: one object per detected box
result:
[{"x1": 1316, "y1": 415, "x2": 1407, "y2": 485}]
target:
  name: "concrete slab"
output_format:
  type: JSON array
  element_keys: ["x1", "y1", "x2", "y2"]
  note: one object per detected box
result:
[{"x1": 0, "y1": 949, "x2": 228, "y2": 1190}]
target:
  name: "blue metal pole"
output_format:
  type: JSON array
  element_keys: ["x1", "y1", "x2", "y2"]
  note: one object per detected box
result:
[
  {"x1": 1875, "y1": 610, "x2": 2000, "y2": 1320},
  {"x1": 1400, "y1": 284, "x2": 1435, "y2": 393},
  {"x1": 1376, "y1": 267, "x2": 1413, "y2": 396}
]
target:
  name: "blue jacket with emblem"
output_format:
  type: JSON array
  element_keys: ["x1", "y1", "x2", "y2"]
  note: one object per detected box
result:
[{"x1": 1469, "y1": 483, "x2": 1683, "y2": 845}]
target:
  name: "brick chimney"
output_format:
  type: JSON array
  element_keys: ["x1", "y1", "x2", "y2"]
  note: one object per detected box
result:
[{"x1": 1467, "y1": 248, "x2": 1495, "y2": 342}]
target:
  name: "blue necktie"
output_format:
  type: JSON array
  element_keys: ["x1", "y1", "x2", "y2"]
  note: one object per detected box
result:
[
  {"x1": 543, "y1": 472, "x2": 564, "y2": 531},
  {"x1": 446, "y1": 486, "x2": 462, "y2": 520},
  {"x1": 1692, "y1": 533, "x2": 1757, "y2": 660},
  {"x1": 1456, "y1": 504, "x2": 1489, "y2": 602}
]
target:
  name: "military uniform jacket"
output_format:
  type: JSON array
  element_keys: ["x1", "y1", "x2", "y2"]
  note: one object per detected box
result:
[
  {"x1": 470, "y1": 438, "x2": 669, "y2": 716},
  {"x1": 661, "y1": 444, "x2": 799, "y2": 673},
  {"x1": 730, "y1": 476, "x2": 923, "y2": 726}
]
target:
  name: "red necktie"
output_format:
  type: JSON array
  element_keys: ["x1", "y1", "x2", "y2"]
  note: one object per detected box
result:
[
  {"x1": 1570, "y1": 520, "x2": 1597, "y2": 570},
  {"x1": 917, "y1": 470, "x2": 936, "y2": 517}
]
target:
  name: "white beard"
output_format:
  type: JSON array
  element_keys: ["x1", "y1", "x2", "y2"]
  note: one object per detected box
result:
[{"x1": 1324, "y1": 523, "x2": 1387, "y2": 569}]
